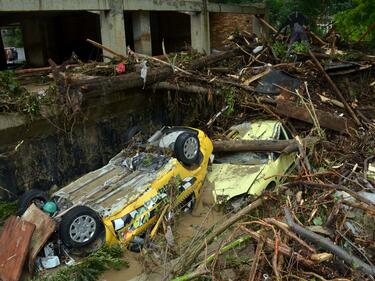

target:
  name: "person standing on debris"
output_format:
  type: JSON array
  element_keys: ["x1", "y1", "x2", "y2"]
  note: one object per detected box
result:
[{"x1": 276, "y1": 11, "x2": 310, "y2": 53}]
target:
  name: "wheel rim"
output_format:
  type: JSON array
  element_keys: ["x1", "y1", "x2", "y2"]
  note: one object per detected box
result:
[
  {"x1": 69, "y1": 215, "x2": 96, "y2": 243},
  {"x1": 183, "y1": 137, "x2": 198, "y2": 159}
]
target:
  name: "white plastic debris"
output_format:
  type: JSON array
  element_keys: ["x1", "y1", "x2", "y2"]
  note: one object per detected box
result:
[
  {"x1": 41, "y1": 256, "x2": 60, "y2": 269},
  {"x1": 253, "y1": 45, "x2": 264, "y2": 54},
  {"x1": 140, "y1": 60, "x2": 148, "y2": 88},
  {"x1": 165, "y1": 225, "x2": 175, "y2": 246},
  {"x1": 43, "y1": 242, "x2": 55, "y2": 257}
]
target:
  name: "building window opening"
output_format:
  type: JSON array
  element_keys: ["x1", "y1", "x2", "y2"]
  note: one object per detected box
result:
[{"x1": 1, "y1": 25, "x2": 26, "y2": 68}]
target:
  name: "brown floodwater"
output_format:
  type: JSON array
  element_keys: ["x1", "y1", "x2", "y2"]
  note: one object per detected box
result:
[{"x1": 101, "y1": 181, "x2": 225, "y2": 281}]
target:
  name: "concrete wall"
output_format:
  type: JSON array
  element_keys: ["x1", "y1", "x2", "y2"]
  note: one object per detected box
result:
[{"x1": 0, "y1": 89, "x2": 167, "y2": 199}]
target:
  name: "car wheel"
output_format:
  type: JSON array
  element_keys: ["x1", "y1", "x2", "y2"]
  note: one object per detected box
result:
[
  {"x1": 17, "y1": 189, "x2": 49, "y2": 215},
  {"x1": 174, "y1": 133, "x2": 200, "y2": 166},
  {"x1": 60, "y1": 206, "x2": 103, "y2": 248},
  {"x1": 124, "y1": 126, "x2": 144, "y2": 144}
]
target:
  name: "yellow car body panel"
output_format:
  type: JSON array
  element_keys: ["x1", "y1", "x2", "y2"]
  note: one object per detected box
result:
[
  {"x1": 208, "y1": 120, "x2": 296, "y2": 203},
  {"x1": 54, "y1": 128, "x2": 213, "y2": 246}
]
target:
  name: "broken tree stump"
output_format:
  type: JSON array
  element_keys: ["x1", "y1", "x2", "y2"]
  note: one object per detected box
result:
[
  {"x1": 213, "y1": 138, "x2": 317, "y2": 153},
  {"x1": 0, "y1": 216, "x2": 35, "y2": 281},
  {"x1": 275, "y1": 100, "x2": 356, "y2": 133}
]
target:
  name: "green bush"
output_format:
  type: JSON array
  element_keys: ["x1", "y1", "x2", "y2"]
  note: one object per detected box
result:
[{"x1": 334, "y1": 0, "x2": 375, "y2": 45}]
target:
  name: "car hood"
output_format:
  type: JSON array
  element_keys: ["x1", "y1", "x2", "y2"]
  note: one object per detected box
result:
[
  {"x1": 54, "y1": 152, "x2": 174, "y2": 217},
  {"x1": 206, "y1": 163, "x2": 266, "y2": 204}
]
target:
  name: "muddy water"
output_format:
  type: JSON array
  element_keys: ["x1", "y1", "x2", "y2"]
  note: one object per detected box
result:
[{"x1": 101, "y1": 181, "x2": 225, "y2": 281}]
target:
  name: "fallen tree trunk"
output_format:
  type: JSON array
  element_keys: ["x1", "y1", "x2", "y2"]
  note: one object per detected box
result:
[
  {"x1": 72, "y1": 66, "x2": 174, "y2": 95},
  {"x1": 213, "y1": 138, "x2": 317, "y2": 153},
  {"x1": 151, "y1": 81, "x2": 211, "y2": 95},
  {"x1": 275, "y1": 100, "x2": 356, "y2": 133},
  {"x1": 71, "y1": 48, "x2": 245, "y2": 95}
]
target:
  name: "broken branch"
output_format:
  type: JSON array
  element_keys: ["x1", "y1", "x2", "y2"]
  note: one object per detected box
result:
[{"x1": 284, "y1": 208, "x2": 375, "y2": 276}]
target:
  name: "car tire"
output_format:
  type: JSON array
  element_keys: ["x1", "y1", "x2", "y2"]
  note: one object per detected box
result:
[
  {"x1": 124, "y1": 126, "x2": 144, "y2": 144},
  {"x1": 60, "y1": 206, "x2": 104, "y2": 248},
  {"x1": 174, "y1": 133, "x2": 200, "y2": 166},
  {"x1": 17, "y1": 189, "x2": 49, "y2": 215}
]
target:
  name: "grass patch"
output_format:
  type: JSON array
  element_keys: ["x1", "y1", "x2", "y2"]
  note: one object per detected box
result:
[{"x1": 0, "y1": 201, "x2": 17, "y2": 225}]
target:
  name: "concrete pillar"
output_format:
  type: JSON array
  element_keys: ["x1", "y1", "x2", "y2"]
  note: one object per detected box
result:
[
  {"x1": 22, "y1": 19, "x2": 47, "y2": 67},
  {"x1": 100, "y1": 0, "x2": 126, "y2": 59},
  {"x1": 190, "y1": 10, "x2": 210, "y2": 54},
  {"x1": 132, "y1": 11, "x2": 152, "y2": 55},
  {"x1": 0, "y1": 31, "x2": 7, "y2": 70}
]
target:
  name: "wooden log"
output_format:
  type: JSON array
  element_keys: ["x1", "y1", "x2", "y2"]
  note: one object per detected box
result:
[
  {"x1": 70, "y1": 46, "x2": 246, "y2": 95},
  {"x1": 15, "y1": 64, "x2": 78, "y2": 75},
  {"x1": 151, "y1": 81, "x2": 211, "y2": 94},
  {"x1": 275, "y1": 100, "x2": 356, "y2": 133},
  {"x1": 0, "y1": 216, "x2": 35, "y2": 281},
  {"x1": 188, "y1": 48, "x2": 241, "y2": 70},
  {"x1": 72, "y1": 66, "x2": 174, "y2": 95},
  {"x1": 213, "y1": 138, "x2": 317, "y2": 153}
]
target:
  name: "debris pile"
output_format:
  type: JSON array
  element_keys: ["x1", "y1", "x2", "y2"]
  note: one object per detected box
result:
[
  {"x1": 1, "y1": 19, "x2": 375, "y2": 281},
  {"x1": 116, "y1": 27, "x2": 374, "y2": 280}
]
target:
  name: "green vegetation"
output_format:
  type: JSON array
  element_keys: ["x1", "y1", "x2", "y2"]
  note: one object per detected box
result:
[
  {"x1": 215, "y1": 0, "x2": 375, "y2": 45},
  {"x1": 0, "y1": 70, "x2": 42, "y2": 116},
  {"x1": 334, "y1": 0, "x2": 375, "y2": 45},
  {"x1": 223, "y1": 86, "x2": 236, "y2": 115},
  {"x1": 272, "y1": 40, "x2": 287, "y2": 59},
  {"x1": 0, "y1": 201, "x2": 17, "y2": 225},
  {"x1": 0, "y1": 70, "x2": 23, "y2": 95},
  {"x1": 1, "y1": 27, "x2": 23, "y2": 48},
  {"x1": 291, "y1": 41, "x2": 310, "y2": 53},
  {"x1": 32, "y1": 245, "x2": 127, "y2": 281}
]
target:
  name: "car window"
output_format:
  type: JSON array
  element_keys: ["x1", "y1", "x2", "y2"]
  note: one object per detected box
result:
[{"x1": 215, "y1": 151, "x2": 270, "y2": 165}]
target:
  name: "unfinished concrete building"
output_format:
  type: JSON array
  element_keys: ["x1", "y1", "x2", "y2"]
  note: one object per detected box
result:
[{"x1": 0, "y1": 0, "x2": 266, "y2": 67}]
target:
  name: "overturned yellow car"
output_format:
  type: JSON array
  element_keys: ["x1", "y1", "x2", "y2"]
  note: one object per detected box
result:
[
  {"x1": 18, "y1": 127, "x2": 213, "y2": 249},
  {"x1": 207, "y1": 120, "x2": 296, "y2": 204}
]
